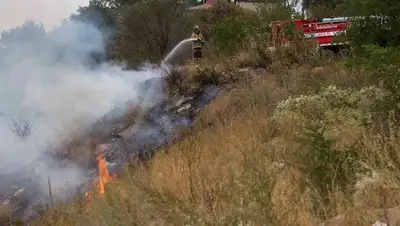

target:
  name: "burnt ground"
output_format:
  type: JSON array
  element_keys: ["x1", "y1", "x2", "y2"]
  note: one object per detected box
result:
[{"x1": 0, "y1": 75, "x2": 219, "y2": 224}]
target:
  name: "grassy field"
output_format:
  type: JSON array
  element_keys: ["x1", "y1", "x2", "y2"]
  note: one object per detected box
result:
[{"x1": 29, "y1": 47, "x2": 400, "y2": 226}]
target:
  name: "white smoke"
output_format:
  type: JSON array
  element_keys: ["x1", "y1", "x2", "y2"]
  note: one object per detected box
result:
[{"x1": 0, "y1": 19, "x2": 163, "y2": 200}]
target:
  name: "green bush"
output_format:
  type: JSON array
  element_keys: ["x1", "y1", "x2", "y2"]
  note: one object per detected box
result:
[
  {"x1": 192, "y1": 66, "x2": 221, "y2": 86},
  {"x1": 163, "y1": 66, "x2": 190, "y2": 96},
  {"x1": 271, "y1": 85, "x2": 386, "y2": 217},
  {"x1": 211, "y1": 16, "x2": 255, "y2": 54},
  {"x1": 296, "y1": 124, "x2": 364, "y2": 219},
  {"x1": 188, "y1": 0, "x2": 247, "y2": 41},
  {"x1": 300, "y1": 125, "x2": 361, "y2": 202},
  {"x1": 346, "y1": 45, "x2": 400, "y2": 119},
  {"x1": 344, "y1": 0, "x2": 400, "y2": 48},
  {"x1": 272, "y1": 85, "x2": 385, "y2": 132},
  {"x1": 188, "y1": 0, "x2": 261, "y2": 56},
  {"x1": 343, "y1": 1, "x2": 400, "y2": 121}
]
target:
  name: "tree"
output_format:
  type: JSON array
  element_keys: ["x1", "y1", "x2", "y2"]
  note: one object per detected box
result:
[
  {"x1": 344, "y1": 0, "x2": 400, "y2": 48},
  {"x1": 69, "y1": 0, "x2": 144, "y2": 65},
  {"x1": 113, "y1": 0, "x2": 191, "y2": 68},
  {"x1": 70, "y1": 0, "x2": 118, "y2": 31},
  {"x1": 0, "y1": 21, "x2": 47, "y2": 63},
  {"x1": 0, "y1": 21, "x2": 46, "y2": 47},
  {"x1": 343, "y1": 0, "x2": 400, "y2": 121},
  {"x1": 302, "y1": 0, "x2": 345, "y2": 18},
  {"x1": 70, "y1": 0, "x2": 143, "y2": 37}
]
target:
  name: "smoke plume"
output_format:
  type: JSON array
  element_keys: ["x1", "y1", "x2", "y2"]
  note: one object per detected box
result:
[{"x1": 0, "y1": 19, "x2": 163, "y2": 202}]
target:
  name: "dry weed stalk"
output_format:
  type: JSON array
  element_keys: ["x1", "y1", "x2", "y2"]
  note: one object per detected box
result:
[{"x1": 9, "y1": 117, "x2": 36, "y2": 139}]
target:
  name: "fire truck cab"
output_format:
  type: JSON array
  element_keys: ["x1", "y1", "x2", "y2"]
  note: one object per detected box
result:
[{"x1": 269, "y1": 17, "x2": 351, "y2": 54}]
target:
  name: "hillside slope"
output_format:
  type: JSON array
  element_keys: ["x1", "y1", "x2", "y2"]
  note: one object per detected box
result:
[{"x1": 30, "y1": 57, "x2": 400, "y2": 226}]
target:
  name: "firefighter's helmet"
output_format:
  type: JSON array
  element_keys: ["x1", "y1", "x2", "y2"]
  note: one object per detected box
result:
[{"x1": 193, "y1": 25, "x2": 200, "y2": 33}]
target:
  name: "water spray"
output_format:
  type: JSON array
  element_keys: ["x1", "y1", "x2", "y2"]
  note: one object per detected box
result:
[{"x1": 161, "y1": 38, "x2": 197, "y2": 66}]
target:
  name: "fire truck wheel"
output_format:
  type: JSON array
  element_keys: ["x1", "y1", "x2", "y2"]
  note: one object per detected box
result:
[
  {"x1": 320, "y1": 49, "x2": 336, "y2": 61},
  {"x1": 337, "y1": 48, "x2": 350, "y2": 59}
]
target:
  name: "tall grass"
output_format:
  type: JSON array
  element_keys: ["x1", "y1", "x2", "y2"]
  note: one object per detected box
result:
[{"x1": 31, "y1": 49, "x2": 400, "y2": 225}]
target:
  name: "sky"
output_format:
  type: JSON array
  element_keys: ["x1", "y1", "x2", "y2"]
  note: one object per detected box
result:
[{"x1": 0, "y1": 0, "x2": 90, "y2": 31}]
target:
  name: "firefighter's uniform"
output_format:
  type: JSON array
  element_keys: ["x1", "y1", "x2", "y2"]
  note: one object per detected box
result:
[{"x1": 191, "y1": 25, "x2": 205, "y2": 61}]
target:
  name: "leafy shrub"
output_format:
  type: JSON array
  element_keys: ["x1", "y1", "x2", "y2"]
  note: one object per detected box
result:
[
  {"x1": 188, "y1": 0, "x2": 247, "y2": 41},
  {"x1": 192, "y1": 66, "x2": 221, "y2": 86},
  {"x1": 346, "y1": 45, "x2": 400, "y2": 120},
  {"x1": 273, "y1": 85, "x2": 385, "y2": 131},
  {"x1": 344, "y1": 0, "x2": 400, "y2": 48},
  {"x1": 272, "y1": 86, "x2": 384, "y2": 216},
  {"x1": 343, "y1": 0, "x2": 400, "y2": 122},
  {"x1": 299, "y1": 125, "x2": 362, "y2": 206},
  {"x1": 212, "y1": 16, "x2": 255, "y2": 54},
  {"x1": 189, "y1": 0, "x2": 260, "y2": 56},
  {"x1": 163, "y1": 65, "x2": 190, "y2": 96},
  {"x1": 232, "y1": 49, "x2": 273, "y2": 69}
]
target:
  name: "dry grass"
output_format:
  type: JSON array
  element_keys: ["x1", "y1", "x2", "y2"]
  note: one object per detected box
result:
[{"x1": 30, "y1": 38, "x2": 400, "y2": 226}]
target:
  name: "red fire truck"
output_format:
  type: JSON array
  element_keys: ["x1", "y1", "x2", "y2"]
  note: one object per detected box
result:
[{"x1": 269, "y1": 17, "x2": 351, "y2": 55}]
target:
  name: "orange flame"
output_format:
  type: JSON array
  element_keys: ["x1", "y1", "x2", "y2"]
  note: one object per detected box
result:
[
  {"x1": 83, "y1": 145, "x2": 113, "y2": 207},
  {"x1": 97, "y1": 153, "x2": 111, "y2": 196},
  {"x1": 85, "y1": 191, "x2": 91, "y2": 202}
]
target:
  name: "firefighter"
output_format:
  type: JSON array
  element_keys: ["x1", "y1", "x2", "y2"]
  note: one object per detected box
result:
[{"x1": 191, "y1": 25, "x2": 205, "y2": 61}]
